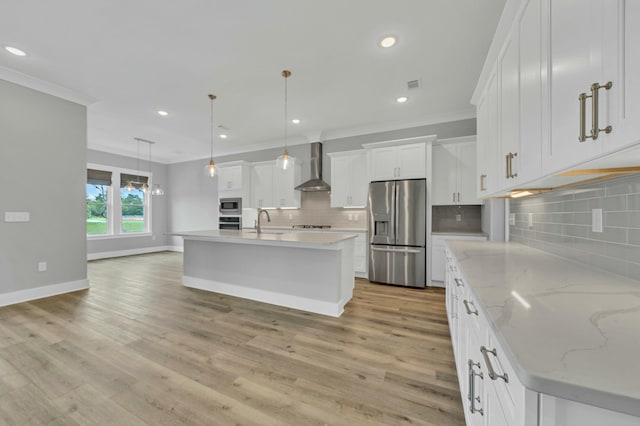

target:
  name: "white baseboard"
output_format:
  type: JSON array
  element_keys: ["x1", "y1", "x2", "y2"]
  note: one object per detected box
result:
[
  {"x1": 167, "y1": 245, "x2": 183, "y2": 252},
  {"x1": 87, "y1": 245, "x2": 180, "y2": 260},
  {"x1": 0, "y1": 279, "x2": 90, "y2": 307},
  {"x1": 183, "y1": 275, "x2": 344, "y2": 317}
]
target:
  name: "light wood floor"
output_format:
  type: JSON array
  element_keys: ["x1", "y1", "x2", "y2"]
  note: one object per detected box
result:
[{"x1": 0, "y1": 252, "x2": 464, "y2": 425}]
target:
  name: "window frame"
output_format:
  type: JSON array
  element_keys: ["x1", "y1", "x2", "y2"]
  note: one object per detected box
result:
[{"x1": 86, "y1": 163, "x2": 153, "y2": 239}]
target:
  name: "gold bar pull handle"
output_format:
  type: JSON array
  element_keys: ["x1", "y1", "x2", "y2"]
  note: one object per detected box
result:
[
  {"x1": 579, "y1": 92, "x2": 589, "y2": 142},
  {"x1": 590, "y1": 81, "x2": 613, "y2": 140},
  {"x1": 510, "y1": 152, "x2": 518, "y2": 178},
  {"x1": 505, "y1": 154, "x2": 510, "y2": 179},
  {"x1": 480, "y1": 174, "x2": 487, "y2": 191}
]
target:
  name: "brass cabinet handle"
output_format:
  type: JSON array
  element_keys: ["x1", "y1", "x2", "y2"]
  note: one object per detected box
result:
[
  {"x1": 590, "y1": 81, "x2": 613, "y2": 140},
  {"x1": 510, "y1": 152, "x2": 518, "y2": 178},
  {"x1": 480, "y1": 346, "x2": 509, "y2": 383},
  {"x1": 505, "y1": 154, "x2": 510, "y2": 179},
  {"x1": 579, "y1": 82, "x2": 612, "y2": 142},
  {"x1": 480, "y1": 174, "x2": 487, "y2": 191},
  {"x1": 579, "y1": 92, "x2": 589, "y2": 142}
]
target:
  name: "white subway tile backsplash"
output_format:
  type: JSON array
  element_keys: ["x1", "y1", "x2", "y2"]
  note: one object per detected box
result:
[{"x1": 510, "y1": 173, "x2": 640, "y2": 282}]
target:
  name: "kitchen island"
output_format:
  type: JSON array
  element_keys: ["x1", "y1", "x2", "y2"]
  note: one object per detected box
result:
[{"x1": 171, "y1": 230, "x2": 356, "y2": 317}]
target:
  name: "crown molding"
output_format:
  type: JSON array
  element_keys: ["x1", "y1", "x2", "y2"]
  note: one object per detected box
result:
[{"x1": 0, "y1": 66, "x2": 96, "y2": 106}]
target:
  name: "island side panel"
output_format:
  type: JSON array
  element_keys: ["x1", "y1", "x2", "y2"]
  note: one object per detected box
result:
[{"x1": 182, "y1": 239, "x2": 353, "y2": 317}]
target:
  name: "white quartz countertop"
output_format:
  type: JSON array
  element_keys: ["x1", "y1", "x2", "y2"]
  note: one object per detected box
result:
[
  {"x1": 446, "y1": 240, "x2": 640, "y2": 417},
  {"x1": 431, "y1": 231, "x2": 488, "y2": 237},
  {"x1": 170, "y1": 229, "x2": 357, "y2": 249}
]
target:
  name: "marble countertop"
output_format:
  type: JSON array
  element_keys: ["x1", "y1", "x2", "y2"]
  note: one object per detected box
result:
[
  {"x1": 242, "y1": 226, "x2": 367, "y2": 232},
  {"x1": 170, "y1": 229, "x2": 357, "y2": 249},
  {"x1": 446, "y1": 240, "x2": 640, "y2": 417}
]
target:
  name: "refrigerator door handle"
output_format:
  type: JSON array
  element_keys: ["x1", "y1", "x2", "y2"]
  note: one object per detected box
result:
[
  {"x1": 371, "y1": 247, "x2": 423, "y2": 254},
  {"x1": 393, "y1": 182, "x2": 399, "y2": 244}
]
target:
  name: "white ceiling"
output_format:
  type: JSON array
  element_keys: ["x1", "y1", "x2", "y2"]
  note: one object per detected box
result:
[{"x1": 1, "y1": 0, "x2": 505, "y2": 163}]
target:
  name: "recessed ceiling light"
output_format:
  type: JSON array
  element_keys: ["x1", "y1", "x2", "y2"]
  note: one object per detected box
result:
[
  {"x1": 219, "y1": 134, "x2": 228, "y2": 139},
  {"x1": 4, "y1": 46, "x2": 27, "y2": 56},
  {"x1": 379, "y1": 36, "x2": 397, "y2": 48},
  {"x1": 396, "y1": 96, "x2": 408, "y2": 103},
  {"x1": 157, "y1": 110, "x2": 169, "y2": 116},
  {"x1": 291, "y1": 119, "x2": 301, "y2": 124}
]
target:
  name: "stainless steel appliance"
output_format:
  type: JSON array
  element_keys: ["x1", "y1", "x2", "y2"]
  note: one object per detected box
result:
[
  {"x1": 219, "y1": 197, "x2": 241, "y2": 215},
  {"x1": 368, "y1": 179, "x2": 426, "y2": 288},
  {"x1": 219, "y1": 216, "x2": 241, "y2": 230}
]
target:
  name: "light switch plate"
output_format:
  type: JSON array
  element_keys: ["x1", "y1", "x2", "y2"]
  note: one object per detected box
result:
[
  {"x1": 38, "y1": 262, "x2": 47, "y2": 272},
  {"x1": 509, "y1": 213, "x2": 516, "y2": 226},
  {"x1": 4, "y1": 211, "x2": 30, "y2": 222},
  {"x1": 456, "y1": 214, "x2": 462, "y2": 222},
  {"x1": 527, "y1": 213, "x2": 534, "y2": 228},
  {"x1": 592, "y1": 208, "x2": 603, "y2": 232}
]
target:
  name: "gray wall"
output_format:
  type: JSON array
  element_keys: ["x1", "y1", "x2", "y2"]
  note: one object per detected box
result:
[
  {"x1": 0, "y1": 79, "x2": 87, "y2": 293},
  {"x1": 87, "y1": 149, "x2": 169, "y2": 254},
  {"x1": 510, "y1": 173, "x2": 640, "y2": 281}
]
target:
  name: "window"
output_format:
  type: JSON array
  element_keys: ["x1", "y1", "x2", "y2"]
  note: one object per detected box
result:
[
  {"x1": 86, "y1": 169, "x2": 112, "y2": 235},
  {"x1": 86, "y1": 165, "x2": 151, "y2": 237},
  {"x1": 120, "y1": 173, "x2": 148, "y2": 233}
]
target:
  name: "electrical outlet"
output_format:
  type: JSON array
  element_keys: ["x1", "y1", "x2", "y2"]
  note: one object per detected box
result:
[
  {"x1": 288, "y1": 213, "x2": 293, "y2": 220},
  {"x1": 592, "y1": 208, "x2": 603, "y2": 232},
  {"x1": 456, "y1": 214, "x2": 462, "y2": 222},
  {"x1": 354, "y1": 214, "x2": 359, "y2": 222},
  {"x1": 509, "y1": 213, "x2": 516, "y2": 226},
  {"x1": 348, "y1": 214, "x2": 353, "y2": 221},
  {"x1": 527, "y1": 213, "x2": 534, "y2": 228},
  {"x1": 38, "y1": 262, "x2": 47, "y2": 272}
]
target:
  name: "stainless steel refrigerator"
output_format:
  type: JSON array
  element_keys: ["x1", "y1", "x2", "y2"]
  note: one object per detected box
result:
[{"x1": 368, "y1": 179, "x2": 426, "y2": 288}]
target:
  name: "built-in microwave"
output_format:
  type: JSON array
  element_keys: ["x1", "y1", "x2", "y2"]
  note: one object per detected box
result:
[{"x1": 219, "y1": 197, "x2": 241, "y2": 215}]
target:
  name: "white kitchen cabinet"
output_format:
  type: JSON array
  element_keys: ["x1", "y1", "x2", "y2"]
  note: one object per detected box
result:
[
  {"x1": 476, "y1": 70, "x2": 499, "y2": 197},
  {"x1": 273, "y1": 162, "x2": 301, "y2": 208},
  {"x1": 328, "y1": 150, "x2": 368, "y2": 208},
  {"x1": 432, "y1": 139, "x2": 481, "y2": 205},
  {"x1": 542, "y1": 0, "x2": 640, "y2": 174},
  {"x1": 251, "y1": 161, "x2": 300, "y2": 209},
  {"x1": 364, "y1": 138, "x2": 429, "y2": 181},
  {"x1": 217, "y1": 161, "x2": 251, "y2": 200},
  {"x1": 251, "y1": 162, "x2": 274, "y2": 208}
]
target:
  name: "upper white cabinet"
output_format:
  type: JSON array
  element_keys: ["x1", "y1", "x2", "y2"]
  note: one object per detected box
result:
[
  {"x1": 473, "y1": 0, "x2": 640, "y2": 196},
  {"x1": 217, "y1": 161, "x2": 251, "y2": 199},
  {"x1": 363, "y1": 136, "x2": 435, "y2": 182},
  {"x1": 432, "y1": 139, "x2": 482, "y2": 205},
  {"x1": 328, "y1": 150, "x2": 368, "y2": 208},
  {"x1": 476, "y1": 70, "x2": 499, "y2": 196},
  {"x1": 250, "y1": 160, "x2": 301, "y2": 209}
]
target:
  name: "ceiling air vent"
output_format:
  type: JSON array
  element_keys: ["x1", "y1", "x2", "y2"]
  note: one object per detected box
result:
[{"x1": 407, "y1": 79, "x2": 421, "y2": 90}]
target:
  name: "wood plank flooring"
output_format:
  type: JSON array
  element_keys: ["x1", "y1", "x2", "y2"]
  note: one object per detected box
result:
[{"x1": 0, "y1": 252, "x2": 464, "y2": 425}]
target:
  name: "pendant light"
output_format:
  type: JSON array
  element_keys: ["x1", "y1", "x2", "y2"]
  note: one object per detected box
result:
[
  {"x1": 126, "y1": 138, "x2": 143, "y2": 192},
  {"x1": 204, "y1": 94, "x2": 217, "y2": 178},
  {"x1": 276, "y1": 70, "x2": 295, "y2": 170},
  {"x1": 146, "y1": 139, "x2": 165, "y2": 196}
]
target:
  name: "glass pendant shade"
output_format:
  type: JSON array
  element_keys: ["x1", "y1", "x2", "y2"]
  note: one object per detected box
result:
[
  {"x1": 151, "y1": 184, "x2": 165, "y2": 196},
  {"x1": 141, "y1": 182, "x2": 149, "y2": 193},
  {"x1": 125, "y1": 181, "x2": 135, "y2": 192},
  {"x1": 276, "y1": 149, "x2": 295, "y2": 170},
  {"x1": 204, "y1": 159, "x2": 216, "y2": 177}
]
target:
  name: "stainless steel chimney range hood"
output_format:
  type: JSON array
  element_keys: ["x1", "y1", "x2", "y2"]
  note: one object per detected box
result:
[{"x1": 295, "y1": 142, "x2": 331, "y2": 192}]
